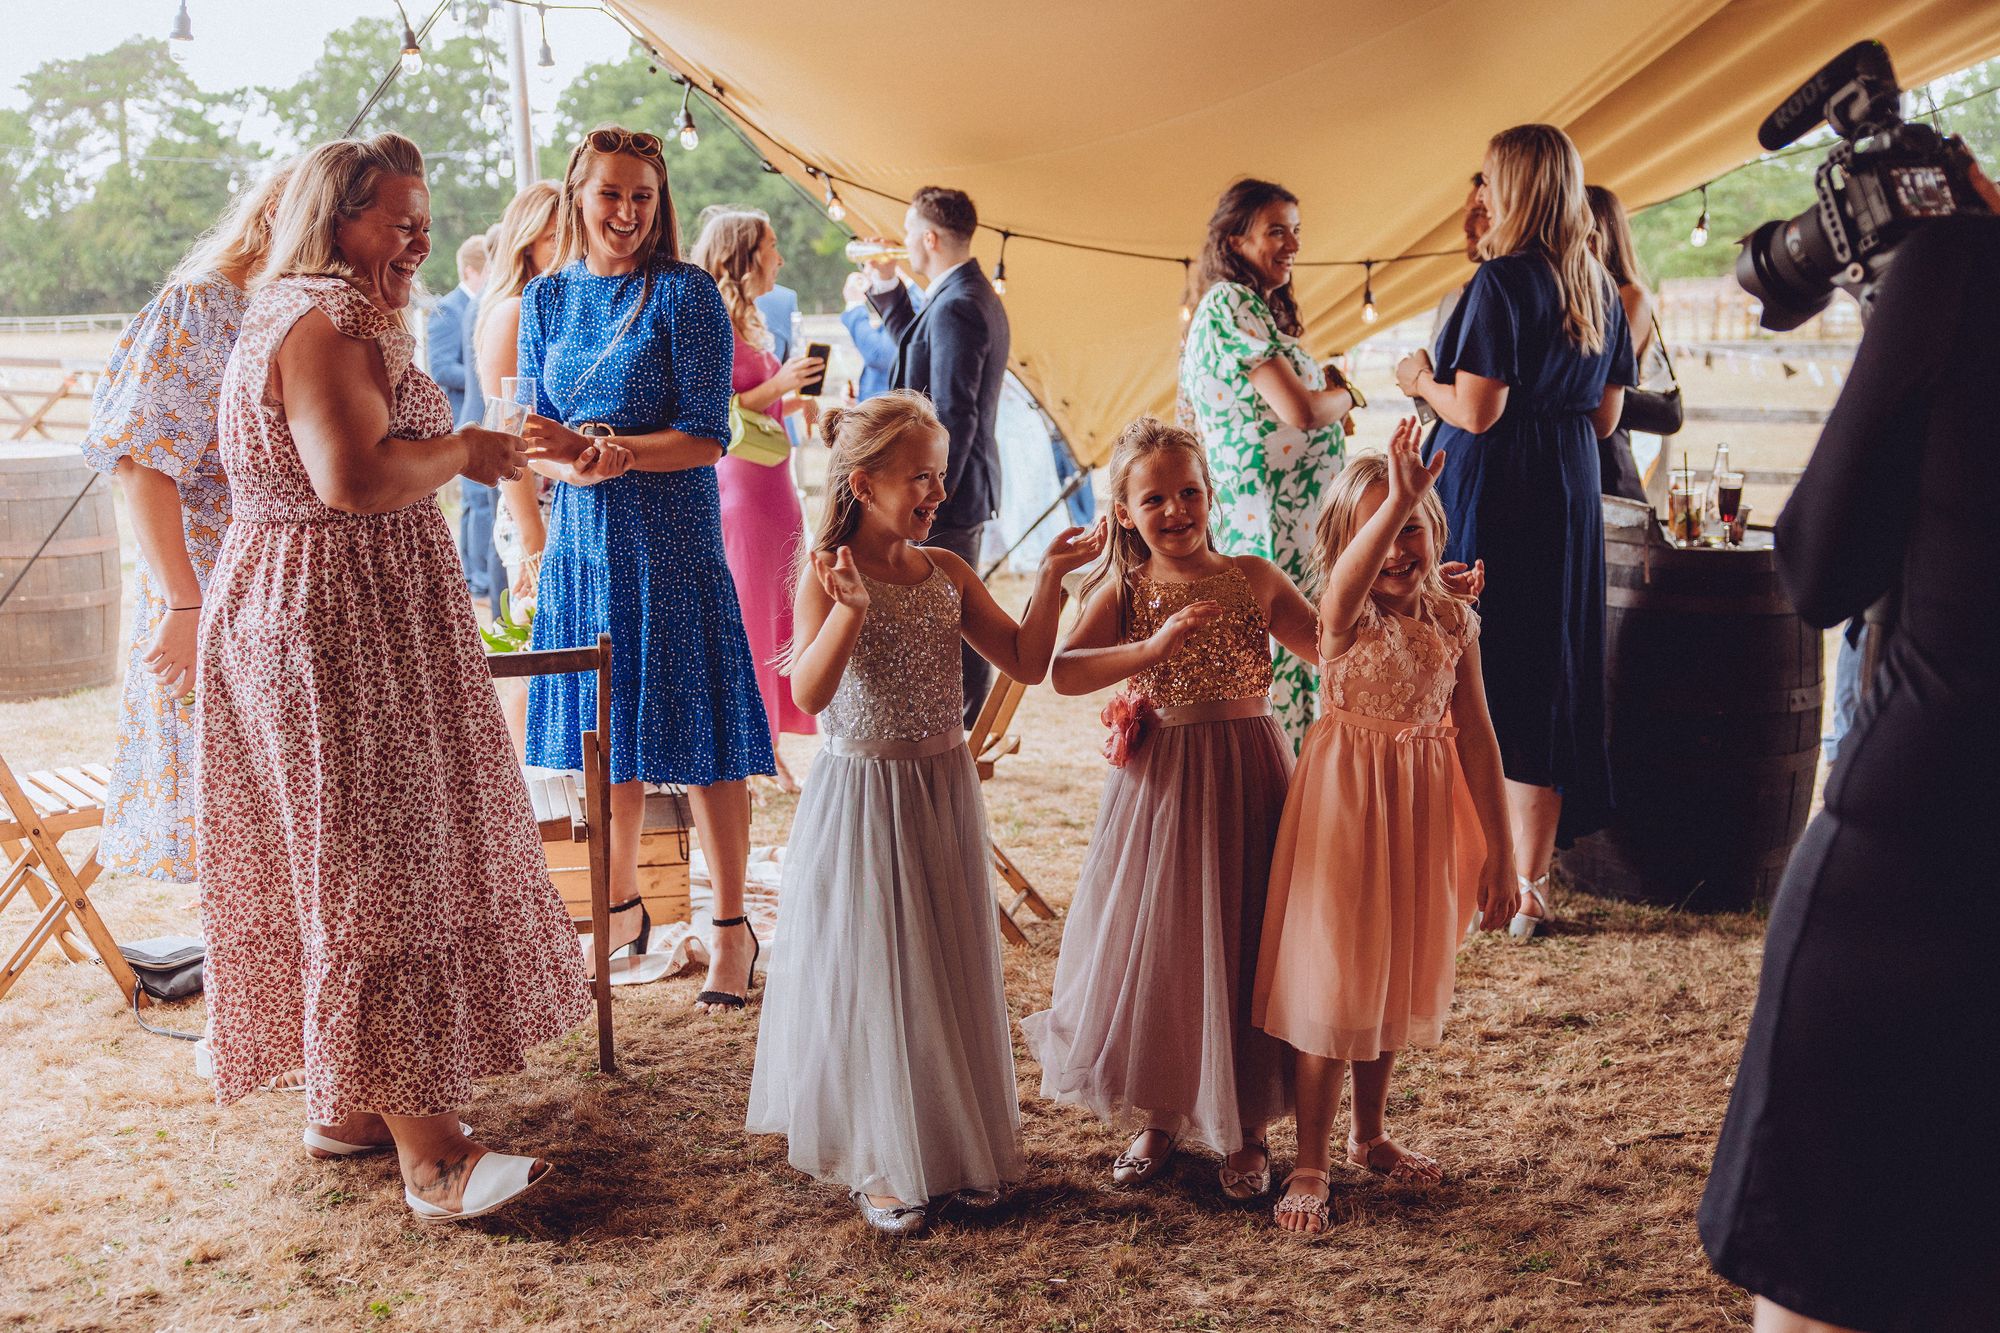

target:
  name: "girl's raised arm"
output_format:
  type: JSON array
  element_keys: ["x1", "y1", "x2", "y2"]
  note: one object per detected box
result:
[
  {"x1": 951, "y1": 519, "x2": 1106, "y2": 686},
  {"x1": 1319, "y1": 418, "x2": 1439, "y2": 645},
  {"x1": 786, "y1": 547, "x2": 870, "y2": 715},
  {"x1": 1052, "y1": 576, "x2": 1227, "y2": 697}
]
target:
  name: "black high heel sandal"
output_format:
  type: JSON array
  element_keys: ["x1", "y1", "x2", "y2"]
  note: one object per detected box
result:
[
  {"x1": 608, "y1": 896, "x2": 652, "y2": 957},
  {"x1": 694, "y1": 914, "x2": 759, "y2": 1010}
]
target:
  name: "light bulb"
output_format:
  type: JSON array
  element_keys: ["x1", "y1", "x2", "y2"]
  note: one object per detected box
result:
[
  {"x1": 679, "y1": 123, "x2": 699, "y2": 151},
  {"x1": 479, "y1": 94, "x2": 504, "y2": 130},
  {"x1": 168, "y1": 41, "x2": 191, "y2": 64},
  {"x1": 824, "y1": 183, "x2": 846, "y2": 223},
  {"x1": 537, "y1": 39, "x2": 555, "y2": 69},
  {"x1": 1361, "y1": 265, "x2": 1378, "y2": 323},
  {"x1": 401, "y1": 48, "x2": 423, "y2": 76},
  {"x1": 992, "y1": 268, "x2": 1007, "y2": 296},
  {"x1": 1179, "y1": 303, "x2": 1193, "y2": 324},
  {"x1": 170, "y1": 0, "x2": 193, "y2": 42},
  {"x1": 1691, "y1": 213, "x2": 1710, "y2": 247},
  {"x1": 1362, "y1": 297, "x2": 1378, "y2": 324}
]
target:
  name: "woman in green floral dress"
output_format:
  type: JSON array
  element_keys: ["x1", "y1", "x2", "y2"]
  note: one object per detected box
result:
[{"x1": 1178, "y1": 179, "x2": 1353, "y2": 748}]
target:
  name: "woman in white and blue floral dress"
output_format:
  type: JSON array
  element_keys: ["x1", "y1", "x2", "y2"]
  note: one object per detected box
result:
[
  {"x1": 78, "y1": 166, "x2": 293, "y2": 881},
  {"x1": 1179, "y1": 179, "x2": 1352, "y2": 748}
]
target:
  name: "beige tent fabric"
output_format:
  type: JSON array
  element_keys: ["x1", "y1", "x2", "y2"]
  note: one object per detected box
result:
[{"x1": 610, "y1": 0, "x2": 2000, "y2": 463}]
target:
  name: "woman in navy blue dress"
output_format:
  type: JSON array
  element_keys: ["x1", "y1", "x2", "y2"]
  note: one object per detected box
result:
[
  {"x1": 520, "y1": 126, "x2": 774, "y2": 1011},
  {"x1": 1395, "y1": 124, "x2": 1632, "y2": 936}
]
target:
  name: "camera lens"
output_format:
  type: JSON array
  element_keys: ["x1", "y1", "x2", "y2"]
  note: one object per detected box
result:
[{"x1": 1736, "y1": 211, "x2": 1840, "y2": 331}]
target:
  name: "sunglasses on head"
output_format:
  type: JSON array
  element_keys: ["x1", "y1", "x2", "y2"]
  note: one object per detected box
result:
[{"x1": 585, "y1": 128, "x2": 663, "y2": 159}]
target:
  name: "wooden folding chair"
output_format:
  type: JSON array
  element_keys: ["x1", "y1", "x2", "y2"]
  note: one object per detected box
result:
[
  {"x1": 487, "y1": 632, "x2": 617, "y2": 1073},
  {"x1": 0, "y1": 752, "x2": 140, "y2": 1006},
  {"x1": 966, "y1": 675, "x2": 1058, "y2": 946}
]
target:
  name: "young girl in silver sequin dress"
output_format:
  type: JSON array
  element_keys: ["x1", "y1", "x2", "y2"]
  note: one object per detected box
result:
[{"x1": 745, "y1": 391, "x2": 1105, "y2": 1236}]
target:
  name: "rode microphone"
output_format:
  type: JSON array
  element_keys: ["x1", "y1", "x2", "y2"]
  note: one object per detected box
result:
[{"x1": 1758, "y1": 40, "x2": 1899, "y2": 152}]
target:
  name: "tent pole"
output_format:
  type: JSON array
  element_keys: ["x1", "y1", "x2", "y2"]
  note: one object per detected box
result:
[
  {"x1": 979, "y1": 468, "x2": 1092, "y2": 582},
  {"x1": 501, "y1": 0, "x2": 538, "y2": 186}
]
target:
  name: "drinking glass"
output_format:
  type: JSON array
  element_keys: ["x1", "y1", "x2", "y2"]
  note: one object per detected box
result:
[
  {"x1": 1667, "y1": 479, "x2": 1698, "y2": 546},
  {"x1": 1714, "y1": 469, "x2": 1745, "y2": 545}
]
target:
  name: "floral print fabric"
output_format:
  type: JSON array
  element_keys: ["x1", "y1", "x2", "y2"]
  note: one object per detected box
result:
[
  {"x1": 197, "y1": 276, "x2": 591, "y2": 1123},
  {"x1": 78, "y1": 275, "x2": 244, "y2": 882},
  {"x1": 1178, "y1": 281, "x2": 1345, "y2": 748}
]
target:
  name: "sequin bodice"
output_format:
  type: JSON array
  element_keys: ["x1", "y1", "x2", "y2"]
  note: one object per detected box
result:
[
  {"x1": 1321, "y1": 595, "x2": 1480, "y2": 724},
  {"x1": 1126, "y1": 566, "x2": 1274, "y2": 708},
  {"x1": 826, "y1": 562, "x2": 964, "y2": 742}
]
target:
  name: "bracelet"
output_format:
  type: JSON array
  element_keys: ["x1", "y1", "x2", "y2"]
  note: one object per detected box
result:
[{"x1": 167, "y1": 603, "x2": 202, "y2": 612}]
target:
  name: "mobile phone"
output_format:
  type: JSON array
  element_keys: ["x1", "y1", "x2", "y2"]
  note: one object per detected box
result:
[{"x1": 799, "y1": 342, "x2": 832, "y2": 397}]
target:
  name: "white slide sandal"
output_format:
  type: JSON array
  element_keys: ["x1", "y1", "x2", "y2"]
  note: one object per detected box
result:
[{"x1": 404, "y1": 1151, "x2": 550, "y2": 1223}]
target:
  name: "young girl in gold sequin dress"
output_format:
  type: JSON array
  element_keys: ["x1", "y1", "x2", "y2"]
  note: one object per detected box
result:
[
  {"x1": 1022, "y1": 418, "x2": 1320, "y2": 1201},
  {"x1": 1256, "y1": 420, "x2": 1517, "y2": 1236},
  {"x1": 745, "y1": 392, "x2": 1104, "y2": 1237}
]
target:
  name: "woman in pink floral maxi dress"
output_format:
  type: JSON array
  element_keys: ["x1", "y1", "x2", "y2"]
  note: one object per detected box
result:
[{"x1": 197, "y1": 133, "x2": 590, "y2": 1222}]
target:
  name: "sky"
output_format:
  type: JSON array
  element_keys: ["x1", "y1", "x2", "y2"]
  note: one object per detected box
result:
[{"x1": 4, "y1": 0, "x2": 634, "y2": 131}]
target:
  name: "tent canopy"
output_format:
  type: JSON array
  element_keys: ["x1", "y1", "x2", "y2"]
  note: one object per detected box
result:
[{"x1": 611, "y1": 0, "x2": 2000, "y2": 463}]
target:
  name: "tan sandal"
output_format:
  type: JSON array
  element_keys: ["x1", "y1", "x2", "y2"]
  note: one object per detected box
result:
[
  {"x1": 1347, "y1": 1132, "x2": 1443, "y2": 1185},
  {"x1": 1272, "y1": 1168, "x2": 1330, "y2": 1233}
]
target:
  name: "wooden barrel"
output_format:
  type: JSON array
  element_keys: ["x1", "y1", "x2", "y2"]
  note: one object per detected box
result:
[
  {"x1": 0, "y1": 443, "x2": 122, "y2": 699},
  {"x1": 1561, "y1": 497, "x2": 1821, "y2": 911}
]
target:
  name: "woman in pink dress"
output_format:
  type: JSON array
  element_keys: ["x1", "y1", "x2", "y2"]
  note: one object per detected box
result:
[
  {"x1": 198, "y1": 132, "x2": 594, "y2": 1223},
  {"x1": 690, "y1": 209, "x2": 824, "y2": 791}
]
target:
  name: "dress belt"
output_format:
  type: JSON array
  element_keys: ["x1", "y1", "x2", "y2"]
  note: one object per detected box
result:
[
  {"x1": 1156, "y1": 696, "x2": 1273, "y2": 728},
  {"x1": 823, "y1": 729, "x2": 966, "y2": 760},
  {"x1": 1321, "y1": 703, "x2": 1458, "y2": 743}
]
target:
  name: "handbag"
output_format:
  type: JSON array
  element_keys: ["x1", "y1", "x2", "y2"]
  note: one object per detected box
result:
[
  {"x1": 1618, "y1": 315, "x2": 1683, "y2": 436},
  {"x1": 119, "y1": 935, "x2": 205, "y2": 1041},
  {"x1": 727, "y1": 395, "x2": 792, "y2": 467}
]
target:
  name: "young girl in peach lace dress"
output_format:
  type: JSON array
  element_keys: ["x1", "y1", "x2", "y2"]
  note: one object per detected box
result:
[
  {"x1": 1254, "y1": 419, "x2": 1517, "y2": 1235},
  {"x1": 1023, "y1": 418, "x2": 1319, "y2": 1201}
]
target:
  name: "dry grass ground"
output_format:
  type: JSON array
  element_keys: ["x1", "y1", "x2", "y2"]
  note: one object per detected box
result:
[{"x1": 0, "y1": 568, "x2": 1767, "y2": 1332}]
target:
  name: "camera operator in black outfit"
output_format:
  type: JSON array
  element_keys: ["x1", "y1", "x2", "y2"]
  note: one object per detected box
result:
[{"x1": 1699, "y1": 41, "x2": 2000, "y2": 1333}]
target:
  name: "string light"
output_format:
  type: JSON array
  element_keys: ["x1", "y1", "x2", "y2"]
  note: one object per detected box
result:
[
  {"x1": 1360, "y1": 260, "x2": 1379, "y2": 324},
  {"x1": 674, "y1": 81, "x2": 700, "y2": 151},
  {"x1": 1179, "y1": 259, "x2": 1193, "y2": 323},
  {"x1": 394, "y1": 3, "x2": 423, "y2": 75},
  {"x1": 824, "y1": 179, "x2": 846, "y2": 223},
  {"x1": 478, "y1": 87, "x2": 505, "y2": 130},
  {"x1": 1690, "y1": 184, "x2": 1711, "y2": 247},
  {"x1": 535, "y1": 4, "x2": 555, "y2": 78},
  {"x1": 992, "y1": 231, "x2": 1010, "y2": 295},
  {"x1": 168, "y1": 0, "x2": 193, "y2": 61}
]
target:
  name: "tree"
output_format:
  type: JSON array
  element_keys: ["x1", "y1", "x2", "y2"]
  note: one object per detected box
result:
[
  {"x1": 262, "y1": 17, "x2": 516, "y2": 295},
  {"x1": 0, "y1": 38, "x2": 256, "y2": 315},
  {"x1": 547, "y1": 50, "x2": 852, "y2": 311}
]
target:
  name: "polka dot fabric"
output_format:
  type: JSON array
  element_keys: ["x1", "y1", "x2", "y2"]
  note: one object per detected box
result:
[
  {"x1": 198, "y1": 276, "x2": 592, "y2": 1124},
  {"x1": 519, "y1": 258, "x2": 774, "y2": 785}
]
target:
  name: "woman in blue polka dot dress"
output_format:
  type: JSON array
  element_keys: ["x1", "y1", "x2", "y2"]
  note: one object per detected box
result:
[{"x1": 520, "y1": 126, "x2": 774, "y2": 1012}]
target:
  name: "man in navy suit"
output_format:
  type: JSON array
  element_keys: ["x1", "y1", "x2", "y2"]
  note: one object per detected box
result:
[{"x1": 865, "y1": 186, "x2": 1010, "y2": 727}]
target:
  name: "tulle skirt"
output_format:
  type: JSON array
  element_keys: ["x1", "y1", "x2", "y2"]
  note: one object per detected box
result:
[
  {"x1": 1252, "y1": 705, "x2": 1485, "y2": 1061},
  {"x1": 1022, "y1": 703, "x2": 1293, "y2": 1154},
  {"x1": 745, "y1": 730, "x2": 1022, "y2": 1201}
]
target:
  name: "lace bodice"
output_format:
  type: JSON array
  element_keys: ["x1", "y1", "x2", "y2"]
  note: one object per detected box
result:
[
  {"x1": 825, "y1": 561, "x2": 965, "y2": 741},
  {"x1": 1321, "y1": 595, "x2": 1479, "y2": 724},
  {"x1": 1125, "y1": 566, "x2": 1274, "y2": 708}
]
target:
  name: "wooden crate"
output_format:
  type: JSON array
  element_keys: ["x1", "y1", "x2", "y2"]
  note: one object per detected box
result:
[{"x1": 545, "y1": 786, "x2": 692, "y2": 926}]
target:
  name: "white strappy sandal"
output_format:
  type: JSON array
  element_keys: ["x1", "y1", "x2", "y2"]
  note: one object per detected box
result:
[{"x1": 1510, "y1": 872, "x2": 1553, "y2": 938}]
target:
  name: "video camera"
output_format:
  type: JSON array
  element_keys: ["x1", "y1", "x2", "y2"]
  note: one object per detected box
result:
[{"x1": 1736, "y1": 40, "x2": 1990, "y2": 330}]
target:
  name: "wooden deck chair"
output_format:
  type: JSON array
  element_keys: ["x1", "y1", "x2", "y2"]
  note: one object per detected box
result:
[
  {"x1": 0, "y1": 753, "x2": 141, "y2": 1006},
  {"x1": 487, "y1": 632, "x2": 617, "y2": 1073},
  {"x1": 966, "y1": 676, "x2": 1057, "y2": 946}
]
